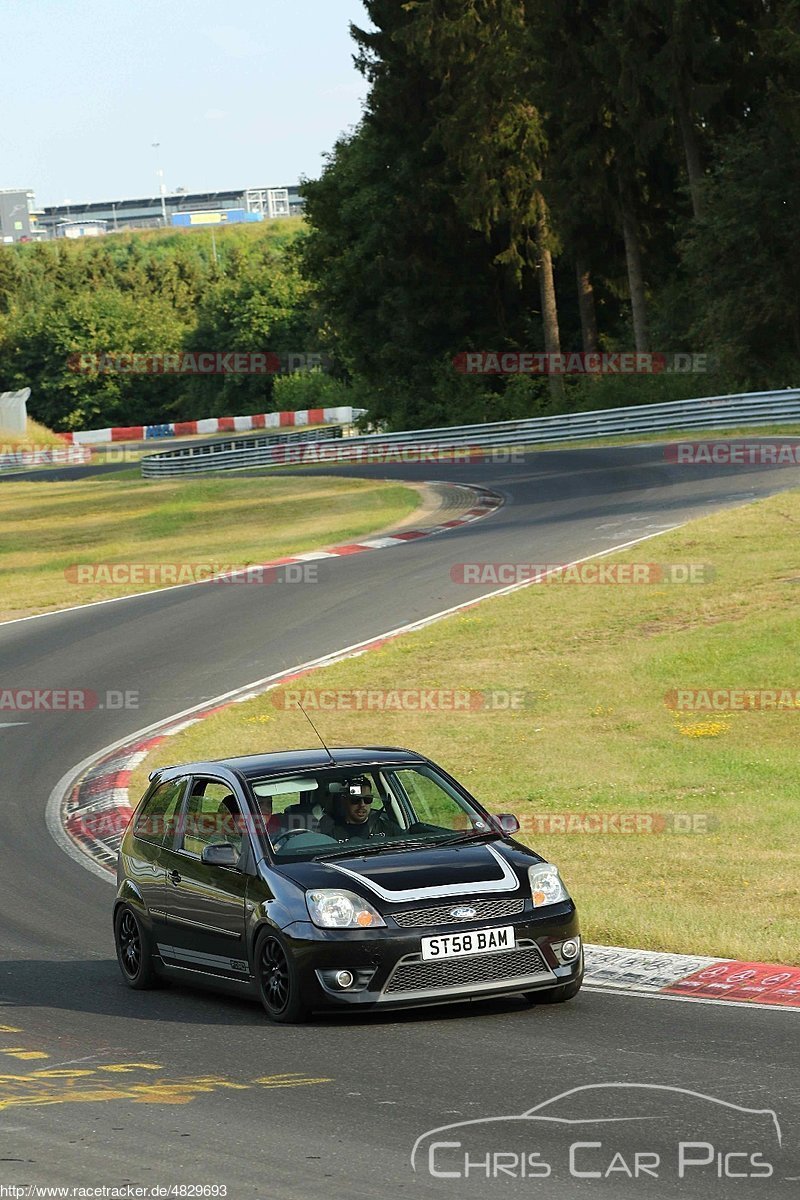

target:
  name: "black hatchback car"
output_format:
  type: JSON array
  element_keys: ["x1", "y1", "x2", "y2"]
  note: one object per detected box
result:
[{"x1": 114, "y1": 747, "x2": 583, "y2": 1022}]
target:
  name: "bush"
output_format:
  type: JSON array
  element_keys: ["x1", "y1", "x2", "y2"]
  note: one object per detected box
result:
[{"x1": 271, "y1": 369, "x2": 356, "y2": 412}]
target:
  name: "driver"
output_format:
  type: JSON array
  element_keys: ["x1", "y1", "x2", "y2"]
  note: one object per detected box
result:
[{"x1": 319, "y1": 776, "x2": 401, "y2": 842}]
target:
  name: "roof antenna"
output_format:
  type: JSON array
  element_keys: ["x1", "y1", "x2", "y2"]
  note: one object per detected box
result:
[{"x1": 297, "y1": 702, "x2": 335, "y2": 765}]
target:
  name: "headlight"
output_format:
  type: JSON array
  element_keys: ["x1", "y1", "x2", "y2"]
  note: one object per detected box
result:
[
  {"x1": 528, "y1": 864, "x2": 570, "y2": 908},
  {"x1": 306, "y1": 889, "x2": 386, "y2": 929}
]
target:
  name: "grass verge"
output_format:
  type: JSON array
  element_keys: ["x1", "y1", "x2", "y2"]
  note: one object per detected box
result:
[
  {"x1": 0, "y1": 418, "x2": 66, "y2": 449},
  {"x1": 0, "y1": 474, "x2": 418, "y2": 620},
  {"x1": 132, "y1": 487, "x2": 800, "y2": 964},
  {"x1": 522, "y1": 422, "x2": 800, "y2": 453}
]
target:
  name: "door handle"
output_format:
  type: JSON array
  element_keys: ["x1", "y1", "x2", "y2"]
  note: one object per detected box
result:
[{"x1": 169, "y1": 870, "x2": 182, "y2": 885}]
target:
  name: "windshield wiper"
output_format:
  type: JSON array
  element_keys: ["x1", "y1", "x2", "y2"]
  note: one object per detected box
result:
[
  {"x1": 427, "y1": 830, "x2": 502, "y2": 847},
  {"x1": 312, "y1": 838, "x2": 431, "y2": 862},
  {"x1": 312, "y1": 831, "x2": 503, "y2": 860}
]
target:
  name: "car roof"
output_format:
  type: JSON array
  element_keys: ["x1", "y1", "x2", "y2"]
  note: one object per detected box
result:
[{"x1": 152, "y1": 746, "x2": 427, "y2": 781}]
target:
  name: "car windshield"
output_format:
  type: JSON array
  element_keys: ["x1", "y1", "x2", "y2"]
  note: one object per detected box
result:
[{"x1": 248, "y1": 763, "x2": 494, "y2": 863}]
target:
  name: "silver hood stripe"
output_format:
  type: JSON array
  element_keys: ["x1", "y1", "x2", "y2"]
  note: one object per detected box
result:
[{"x1": 327, "y1": 843, "x2": 520, "y2": 903}]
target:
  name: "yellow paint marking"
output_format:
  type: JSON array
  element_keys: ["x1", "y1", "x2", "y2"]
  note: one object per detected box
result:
[
  {"x1": 31, "y1": 1070, "x2": 96, "y2": 1080},
  {"x1": 0, "y1": 1025, "x2": 22, "y2": 1033},
  {"x1": 178, "y1": 1076, "x2": 250, "y2": 1090},
  {"x1": 254, "y1": 1073, "x2": 334, "y2": 1088},
  {"x1": 0, "y1": 1049, "x2": 49, "y2": 1060},
  {"x1": 0, "y1": 1063, "x2": 332, "y2": 1113},
  {"x1": 97, "y1": 1063, "x2": 163, "y2": 1073}
]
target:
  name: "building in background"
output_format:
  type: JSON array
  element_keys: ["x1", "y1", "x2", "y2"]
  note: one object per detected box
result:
[
  {"x1": 0, "y1": 188, "x2": 44, "y2": 243},
  {"x1": 35, "y1": 184, "x2": 303, "y2": 237},
  {"x1": 55, "y1": 219, "x2": 108, "y2": 239}
]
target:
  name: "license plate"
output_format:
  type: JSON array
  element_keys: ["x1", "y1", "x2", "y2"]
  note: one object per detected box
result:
[{"x1": 420, "y1": 925, "x2": 516, "y2": 961}]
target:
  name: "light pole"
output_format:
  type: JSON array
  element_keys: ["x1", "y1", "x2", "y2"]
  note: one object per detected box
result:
[{"x1": 152, "y1": 142, "x2": 168, "y2": 227}]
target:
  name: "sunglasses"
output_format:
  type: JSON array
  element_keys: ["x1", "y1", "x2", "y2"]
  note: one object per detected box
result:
[{"x1": 347, "y1": 793, "x2": 374, "y2": 804}]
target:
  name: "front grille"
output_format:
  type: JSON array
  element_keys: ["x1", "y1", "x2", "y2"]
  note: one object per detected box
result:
[
  {"x1": 391, "y1": 898, "x2": 525, "y2": 928},
  {"x1": 384, "y1": 944, "x2": 550, "y2": 995}
]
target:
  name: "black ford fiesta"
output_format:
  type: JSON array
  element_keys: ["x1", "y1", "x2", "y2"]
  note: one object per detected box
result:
[{"x1": 114, "y1": 747, "x2": 583, "y2": 1022}]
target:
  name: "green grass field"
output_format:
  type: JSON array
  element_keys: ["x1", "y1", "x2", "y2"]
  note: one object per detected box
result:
[
  {"x1": 0, "y1": 474, "x2": 418, "y2": 620},
  {"x1": 132, "y1": 486, "x2": 800, "y2": 965}
]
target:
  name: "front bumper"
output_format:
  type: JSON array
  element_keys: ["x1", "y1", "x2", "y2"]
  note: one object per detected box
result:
[{"x1": 280, "y1": 900, "x2": 581, "y2": 1011}]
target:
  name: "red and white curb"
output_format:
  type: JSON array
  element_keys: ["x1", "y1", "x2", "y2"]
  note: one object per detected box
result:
[
  {"x1": 44, "y1": 506, "x2": 800, "y2": 1013},
  {"x1": 584, "y1": 945, "x2": 800, "y2": 1010},
  {"x1": 247, "y1": 484, "x2": 502, "y2": 565},
  {"x1": 59, "y1": 405, "x2": 362, "y2": 446}
]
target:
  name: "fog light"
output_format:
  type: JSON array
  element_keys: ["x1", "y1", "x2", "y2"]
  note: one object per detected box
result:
[
  {"x1": 561, "y1": 939, "x2": 580, "y2": 961},
  {"x1": 335, "y1": 969, "x2": 355, "y2": 989}
]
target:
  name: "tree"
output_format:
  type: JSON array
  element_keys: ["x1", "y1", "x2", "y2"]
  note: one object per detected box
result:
[
  {"x1": 681, "y1": 0, "x2": 800, "y2": 383},
  {"x1": 302, "y1": 0, "x2": 532, "y2": 428},
  {"x1": 401, "y1": 0, "x2": 565, "y2": 400}
]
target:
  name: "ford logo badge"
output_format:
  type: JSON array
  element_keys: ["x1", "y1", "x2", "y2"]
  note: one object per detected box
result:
[{"x1": 450, "y1": 906, "x2": 477, "y2": 920}]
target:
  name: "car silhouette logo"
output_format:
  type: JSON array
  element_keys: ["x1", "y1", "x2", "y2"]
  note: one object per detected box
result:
[{"x1": 450, "y1": 906, "x2": 477, "y2": 920}]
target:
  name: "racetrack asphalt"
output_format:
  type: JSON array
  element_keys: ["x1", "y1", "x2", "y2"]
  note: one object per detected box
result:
[{"x1": 1, "y1": 443, "x2": 800, "y2": 1197}]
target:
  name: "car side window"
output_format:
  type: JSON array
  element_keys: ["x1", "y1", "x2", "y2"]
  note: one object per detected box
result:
[
  {"x1": 390, "y1": 769, "x2": 470, "y2": 831},
  {"x1": 182, "y1": 779, "x2": 243, "y2": 858},
  {"x1": 133, "y1": 778, "x2": 187, "y2": 847}
]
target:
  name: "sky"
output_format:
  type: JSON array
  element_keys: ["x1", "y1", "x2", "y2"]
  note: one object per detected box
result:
[{"x1": 0, "y1": 0, "x2": 371, "y2": 207}]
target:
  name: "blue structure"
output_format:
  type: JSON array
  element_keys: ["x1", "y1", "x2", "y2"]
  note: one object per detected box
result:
[{"x1": 171, "y1": 208, "x2": 262, "y2": 228}]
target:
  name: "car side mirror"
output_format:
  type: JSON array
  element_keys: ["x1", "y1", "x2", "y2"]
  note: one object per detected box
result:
[
  {"x1": 492, "y1": 813, "x2": 521, "y2": 835},
  {"x1": 201, "y1": 842, "x2": 239, "y2": 868}
]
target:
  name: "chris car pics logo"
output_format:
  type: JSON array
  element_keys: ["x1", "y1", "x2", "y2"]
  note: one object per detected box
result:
[{"x1": 411, "y1": 1084, "x2": 791, "y2": 1186}]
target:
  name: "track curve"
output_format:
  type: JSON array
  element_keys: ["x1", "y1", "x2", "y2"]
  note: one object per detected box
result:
[{"x1": 2, "y1": 444, "x2": 800, "y2": 1197}]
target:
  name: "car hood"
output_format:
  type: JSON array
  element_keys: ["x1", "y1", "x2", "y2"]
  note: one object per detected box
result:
[{"x1": 273, "y1": 840, "x2": 538, "y2": 904}]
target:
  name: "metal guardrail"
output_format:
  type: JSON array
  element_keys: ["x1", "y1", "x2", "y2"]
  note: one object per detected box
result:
[
  {"x1": 141, "y1": 389, "x2": 800, "y2": 476},
  {"x1": 140, "y1": 424, "x2": 343, "y2": 477}
]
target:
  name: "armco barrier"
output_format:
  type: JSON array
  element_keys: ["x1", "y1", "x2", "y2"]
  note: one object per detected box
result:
[
  {"x1": 141, "y1": 424, "x2": 347, "y2": 477},
  {"x1": 60, "y1": 405, "x2": 364, "y2": 446},
  {"x1": 140, "y1": 389, "x2": 800, "y2": 476}
]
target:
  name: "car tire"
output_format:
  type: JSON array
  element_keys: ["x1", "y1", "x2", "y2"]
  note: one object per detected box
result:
[
  {"x1": 523, "y1": 976, "x2": 582, "y2": 1005},
  {"x1": 114, "y1": 904, "x2": 160, "y2": 989},
  {"x1": 255, "y1": 930, "x2": 310, "y2": 1024}
]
